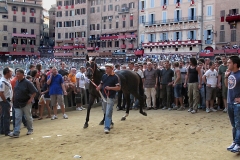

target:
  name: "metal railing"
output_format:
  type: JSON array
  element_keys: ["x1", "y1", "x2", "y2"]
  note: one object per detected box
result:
[{"x1": 144, "y1": 16, "x2": 202, "y2": 26}]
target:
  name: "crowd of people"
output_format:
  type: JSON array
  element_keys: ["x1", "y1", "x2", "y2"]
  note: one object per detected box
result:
[{"x1": 1, "y1": 55, "x2": 240, "y2": 153}]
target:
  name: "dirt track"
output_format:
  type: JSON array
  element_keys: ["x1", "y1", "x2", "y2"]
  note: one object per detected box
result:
[{"x1": 0, "y1": 106, "x2": 239, "y2": 160}]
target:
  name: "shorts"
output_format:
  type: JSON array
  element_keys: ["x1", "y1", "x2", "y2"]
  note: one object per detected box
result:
[
  {"x1": 206, "y1": 86, "x2": 216, "y2": 101},
  {"x1": 222, "y1": 85, "x2": 228, "y2": 99},
  {"x1": 174, "y1": 84, "x2": 182, "y2": 98},
  {"x1": 44, "y1": 97, "x2": 51, "y2": 101},
  {"x1": 75, "y1": 93, "x2": 82, "y2": 104},
  {"x1": 216, "y1": 87, "x2": 222, "y2": 98},
  {"x1": 50, "y1": 95, "x2": 64, "y2": 106}
]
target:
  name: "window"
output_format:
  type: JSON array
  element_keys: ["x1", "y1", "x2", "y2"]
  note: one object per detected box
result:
[
  {"x1": 108, "y1": 5, "x2": 113, "y2": 11},
  {"x1": 149, "y1": 14, "x2": 155, "y2": 24},
  {"x1": 230, "y1": 24, "x2": 236, "y2": 29},
  {"x1": 188, "y1": 8, "x2": 196, "y2": 20},
  {"x1": 220, "y1": 25, "x2": 224, "y2": 30},
  {"x1": 231, "y1": 30, "x2": 236, "y2": 42},
  {"x1": 2, "y1": 15, "x2": 8, "y2": 19},
  {"x1": 207, "y1": 5, "x2": 213, "y2": 16},
  {"x1": 129, "y1": 2, "x2": 134, "y2": 8},
  {"x1": 148, "y1": 34, "x2": 156, "y2": 42},
  {"x1": 3, "y1": 25, "x2": 7, "y2": 31},
  {"x1": 139, "y1": 15, "x2": 145, "y2": 24},
  {"x1": 108, "y1": 41, "x2": 112, "y2": 47},
  {"x1": 70, "y1": 10, "x2": 74, "y2": 16},
  {"x1": 115, "y1": 41, "x2": 119, "y2": 47},
  {"x1": 219, "y1": 31, "x2": 225, "y2": 42},
  {"x1": 204, "y1": 30, "x2": 212, "y2": 44},
  {"x1": 75, "y1": 9, "x2": 80, "y2": 15},
  {"x1": 57, "y1": 22, "x2": 63, "y2": 27},
  {"x1": 90, "y1": 24, "x2": 95, "y2": 30},
  {"x1": 65, "y1": 11, "x2": 68, "y2": 16},
  {"x1": 81, "y1": 31, "x2": 86, "y2": 37},
  {"x1": 57, "y1": 11, "x2": 62, "y2": 17},
  {"x1": 102, "y1": 42, "x2": 106, "y2": 48},
  {"x1": 21, "y1": 28, "x2": 27, "y2": 33},
  {"x1": 82, "y1": 19, "x2": 85, "y2": 25},
  {"x1": 116, "y1": 22, "x2": 118, "y2": 28},
  {"x1": 97, "y1": 7, "x2": 100, "y2": 12},
  {"x1": 173, "y1": 32, "x2": 182, "y2": 41},
  {"x1": 175, "y1": 48, "x2": 178, "y2": 51},
  {"x1": 58, "y1": 33, "x2": 61, "y2": 39},
  {"x1": 21, "y1": 7, "x2": 27, "y2": 12},
  {"x1": 220, "y1": 10, "x2": 225, "y2": 17},
  {"x1": 90, "y1": 7, "x2": 95, "y2": 13},
  {"x1": 29, "y1": 17, "x2": 36, "y2": 23},
  {"x1": 109, "y1": 24, "x2": 111, "y2": 29},
  {"x1": 123, "y1": 21, "x2": 126, "y2": 28},
  {"x1": 189, "y1": 47, "x2": 192, "y2": 51},
  {"x1": 57, "y1": 1, "x2": 63, "y2": 6},
  {"x1": 13, "y1": 15, "x2": 16, "y2": 21},
  {"x1": 140, "y1": 0, "x2": 145, "y2": 10},
  {"x1": 188, "y1": 30, "x2": 196, "y2": 40},
  {"x1": 75, "y1": 20, "x2": 80, "y2": 26},
  {"x1": 31, "y1": 48, "x2": 34, "y2": 53},
  {"x1": 3, "y1": 36, "x2": 7, "y2": 40},
  {"x1": 13, "y1": 28, "x2": 16, "y2": 33},
  {"x1": 31, "y1": 29, "x2": 34, "y2": 34},
  {"x1": 75, "y1": 0, "x2": 80, "y2": 4},
  {"x1": 130, "y1": 19, "x2": 133, "y2": 27},
  {"x1": 30, "y1": 8, "x2": 36, "y2": 13},
  {"x1": 97, "y1": 24, "x2": 100, "y2": 30},
  {"x1": 150, "y1": 0, "x2": 154, "y2": 8},
  {"x1": 22, "y1": 16, "x2": 26, "y2": 22},
  {"x1": 103, "y1": 24, "x2": 106, "y2": 29},
  {"x1": 64, "y1": 0, "x2": 69, "y2": 6},
  {"x1": 12, "y1": 6, "x2": 18, "y2": 11},
  {"x1": 174, "y1": 10, "x2": 181, "y2": 22},
  {"x1": 115, "y1": 5, "x2": 120, "y2": 11},
  {"x1": 103, "y1": 5, "x2": 106, "y2": 12},
  {"x1": 162, "y1": 11, "x2": 167, "y2": 23},
  {"x1": 81, "y1": 8, "x2": 86, "y2": 14},
  {"x1": 2, "y1": 43, "x2": 8, "y2": 47},
  {"x1": 229, "y1": 9, "x2": 239, "y2": 15}
]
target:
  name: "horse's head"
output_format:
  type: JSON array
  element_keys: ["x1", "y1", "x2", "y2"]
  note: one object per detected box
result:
[{"x1": 85, "y1": 57, "x2": 96, "y2": 80}]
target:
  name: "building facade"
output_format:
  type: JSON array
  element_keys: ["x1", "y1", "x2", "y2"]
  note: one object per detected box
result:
[
  {"x1": 53, "y1": 0, "x2": 139, "y2": 58},
  {"x1": 0, "y1": 0, "x2": 43, "y2": 60}
]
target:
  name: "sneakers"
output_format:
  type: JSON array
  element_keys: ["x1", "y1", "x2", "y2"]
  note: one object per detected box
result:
[
  {"x1": 217, "y1": 106, "x2": 222, "y2": 111},
  {"x1": 51, "y1": 115, "x2": 58, "y2": 120},
  {"x1": 227, "y1": 142, "x2": 236, "y2": 151},
  {"x1": 172, "y1": 106, "x2": 178, "y2": 110},
  {"x1": 206, "y1": 108, "x2": 211, "y2": 113},
  {"x1": 26, "y1": 131, "x2": 33, "y2": 135},
  {"x1": 63, "y1": 114, "x2": 68, "y2": 119},
  {"x1": 231, "y1": 144, "x2": 240, "y2": 153},
  {"x1": 80, "y1": 106, "x2": 86, "y2": 110},
  {"x1": 188, "y1": 108, "x2": 193, "y2": 112},
  {"x1": 210, "y1": 107, "x2": 217, "y2": 112},
  {"x1": 162, "y1": 107, "x2": 167, "y2": 110},
  {"x1": 223, "y1": 108, "x2": 228, "y2": 113},
  {"x1": 104, "y1": 128, "x2": 110, "y2": 134},
  {"x1": 76, "y1": 107, "x2": 82, "y2": 111},
  {"x1": 177, "y1": 106, "x2": 185, "y2": 111},
  {"x1": 168, "y1": 108, "x2": 172, "y2": 111},
  {"x1": 191, "y1": 110, "x2": 197, "y2": 114},
  {"x1": 8, "y1": 132, "x2": 19, "y2": 138}
]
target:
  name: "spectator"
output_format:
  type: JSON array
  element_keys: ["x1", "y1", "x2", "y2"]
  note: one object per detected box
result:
[
  {"x1": 143, "y1": 62, "x2": 158, "y2": 110},
  {"x1": 184, "y1": 58, "x2": 202, "y2": 114},
  {"x1": 0, "y1": 67, "x2": 13, "y2": 136},
  {"x1": 202, "y1": 61, "x2": 218, "y2": 113},
  {"x1": 58, "y1": 62, "x2": 69, "y2": 77},
  {"x1": 47, "y1": 66, "x2": 68, "y2": 120},
  {"x1": 31, "y1": 70, "x2": 41, "y2": 118},
  {"x1": 27, "y1": 64, "x2": 35, "y2": 75},
  {"x1": 9, "y1": 69, "x2": 38, "y2": 138},
  {"x1": 36, "y1": 64, "x2": 42, "y2": 77},
  {"x1": 160, "y1": 60, "x2": 174, "y2": 110}
]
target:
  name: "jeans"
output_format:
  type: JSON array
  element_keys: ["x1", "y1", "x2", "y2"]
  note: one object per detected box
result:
[
  {"x1": 228, "y1": 103, "x2": 240, "y2": 145},
  {"x1": 12, "y1": 108, "x2": 27, "y2": 128},
  {"x1": 0, "y1": 101, "x2": 11, "y2": 134},
  {"x1": 200, "y1": 85, "x2": 206, "y2": 109},
  {"x1": 102, "y1": 98, "x2": 115, "y2": 130},
  {"x1": 162, "y1": 85, "x2": 172, "y2": 108},
  {"x1": 13, "y1": 103, "x2": 33, "y2": 135}
]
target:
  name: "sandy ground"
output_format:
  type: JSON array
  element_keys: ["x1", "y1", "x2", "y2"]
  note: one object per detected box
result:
[{"x1": 0, "y1": 106, "x2": 239, "y2": 160}]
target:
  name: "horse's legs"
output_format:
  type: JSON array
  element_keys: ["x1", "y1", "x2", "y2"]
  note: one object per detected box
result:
[
  {"x1": 83, "y1": 95, "x2": 95, "y2": 128},
  {"x1": 121, "y1": 93, "x2": 130, "y2": 121},
  {"x1": 132, "y1": 92, "x2": 147, "y2": 116}
]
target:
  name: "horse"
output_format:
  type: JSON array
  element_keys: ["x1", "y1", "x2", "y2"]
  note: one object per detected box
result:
[{"x1": 83, "y1": 55, "x2": 147, "y2": 129}]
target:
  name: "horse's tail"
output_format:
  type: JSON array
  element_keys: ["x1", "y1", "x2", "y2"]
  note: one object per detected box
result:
[{"x1": 138, "y1": 74, "x2": 144, "y2": 96}]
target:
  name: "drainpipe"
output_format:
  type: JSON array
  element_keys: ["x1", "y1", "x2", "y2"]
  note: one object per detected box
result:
[{"x1": 200, "y1": 0, "x2": 203, "y2": 51}]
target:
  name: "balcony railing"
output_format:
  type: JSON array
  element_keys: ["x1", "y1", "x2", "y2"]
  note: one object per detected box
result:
[
  {"x1": 12, "y1": 33, "x2": 36, "y2": 38},
  {"x1": 205, "y1": 40, "x2": 213, "y2": 44},
  {"x1": 100, "y1": 36, "x2": 118, "y2": 41},
  {"x1": 120, "y1": 44, "x2": 126, "y2": 49},
  {"x1": 118, "y1": 7, "x2": 129, "y2": 14},
  {"x1": 87, "y1": 47, "x2": 95, "y2": 51},
  {"x1": 226, "y1": 14, "x2": 240, "y2": 22},
  {"x1": 142, "y1": 40, "x2": 202, "y2": 48},
  {"x1": 88, "y1": 37, "x2": 100, "y2": 41},
  {"x1": 144, "y1": 16, "x2": 202, "y2": 26}
]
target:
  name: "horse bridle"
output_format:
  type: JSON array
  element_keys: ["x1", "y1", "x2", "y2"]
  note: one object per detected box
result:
[{"x1": 87, "y1": 61, "x2": 96, "y2": 80}]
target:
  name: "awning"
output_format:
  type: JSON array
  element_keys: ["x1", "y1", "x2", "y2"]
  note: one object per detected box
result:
[
  {"x1": 213, "y1": 50, "x2": 225, "y2": 54},
  {"x1": 54, "y1": 53, "x2": 73, "y2": 56},
  {"x1": 62, "y1": 46, "x2": 74, "y2": 50},
  {"x1": 9, "y1": 52, "x2": 40, "y2": 56},
  {"x1": 225, "y1": 49, "x2": 238, "y2": 54},
  {"x1": 199, "y1": 52, "x2": 214, "y2": 57}
]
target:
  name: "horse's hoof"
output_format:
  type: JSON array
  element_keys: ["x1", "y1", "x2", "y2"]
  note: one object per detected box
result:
[
  {"x1": 99, "y1": 120, "x2": 104, "y2": 125},
  {"x1": 83, "y1": 123, "x2": 88, "y2": 129},
  {"x1": 121, "y1": 117, "x2": 126, "y2": 121}
]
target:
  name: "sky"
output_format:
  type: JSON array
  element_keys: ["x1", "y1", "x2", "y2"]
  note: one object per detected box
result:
[{"x1": 43, "y1": 0, "x2": 56, "y2": 10}]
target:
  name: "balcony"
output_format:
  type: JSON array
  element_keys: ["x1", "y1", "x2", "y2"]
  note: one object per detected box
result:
[
  {"x1": 205, "y1": 40, "x2": 213, "y2": 44},
  {"x1": 134, "y1": 50, "x2": 144, "y2": 56},
  {"x1": 65, "y1": 5, "x2": 68, "y2": 9},
  {"x1": 100, "y1": 36, "x2": 118, "y2": 41},
  {"x1": 118, "y1": 7, "x2": 129, "y2": 14},
  {"x1": 226, "y1": 15, "x2": 240, "y2": 23},
  {"x1": 87, "y1": 47, "x2": 95, "y2": 51},
  {"x1": 71, "y1": 5, "x2": 74, "y2": 8},
  {"x1": 144, "y1": 16, "x2": 201, "y2": 26},
  {"x1": 22, "y1": 44, "x2": 26, "y2": 48},
  {"x1": 53, "y1": 46, "x2": 62, "y2": 50},
  {"x1": 12, "y1": 44, "x2": 17, "y2": 47},
  {"x1": 12, "y1": 33, "x2": 36, "y2": 38},
  {"x1": 62, "y1": 46, "x2": 74, "y2": 50},
  {"x1": 128, "y1": 44, "x2": 134, "y2": 49},
  {"x1": 54, "y1": 52, "x2": 73, "y2": 57},
  {"x1": 126, "y1": 34, "x2": 137, "y2": 39},
  {"x1": 88, "y1": 37, "x2": 100, "y2": 42},
  {"x1": 9, "y1": 52, "x2": 40, "y2": 56},
  {"x1": 142, "y1": 40, "x2": 202, "y2": 48},
  {"x1": 120, "y1": 44, "x2": 126, "y2": 49},
  {"x1": 118, "y1": 35, "x2": 126, "y2": 39}
]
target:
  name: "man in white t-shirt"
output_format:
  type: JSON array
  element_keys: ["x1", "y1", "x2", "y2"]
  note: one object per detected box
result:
[
  {"x1": 76, "y1": 66, "x2": 89, "y2": 111},
  {"x1": 202, "y1": 61, "x2": 218, "y2": 113}
]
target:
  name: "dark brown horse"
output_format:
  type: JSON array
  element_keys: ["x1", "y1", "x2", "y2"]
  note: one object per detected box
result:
[{"x1": 83, "y1": 56, "x2": 147, "y2": 129}]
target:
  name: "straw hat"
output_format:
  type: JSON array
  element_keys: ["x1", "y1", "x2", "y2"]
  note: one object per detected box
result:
[{"x1": 105, "y1": 63, "x2": 114, "y2": 69}]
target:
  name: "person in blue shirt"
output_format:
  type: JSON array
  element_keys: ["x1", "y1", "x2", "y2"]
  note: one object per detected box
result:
[
  {"x1": 225, "y1": 56, "x2": 240, "y2": 153},
  {"x1": 47, "y1": 66, "x2": 68, "y2": 120},
  {"x1": 96, "y1": 63, "x2": 121, "y2": 134}
]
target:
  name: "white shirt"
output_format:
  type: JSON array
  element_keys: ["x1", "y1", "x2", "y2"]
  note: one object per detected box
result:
[
  {"x1": 0, "y1": 77, "x2": 13, "y2": 101},
  {"x1": 204, "y1": 69, "x2": 218, "y2": 87},
  {"x1": 133, "y1": 69, "x2": 144, "y2": 79},
  {"x1": 76, "y1": 72, "x2": 89, "y2": 89}
]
